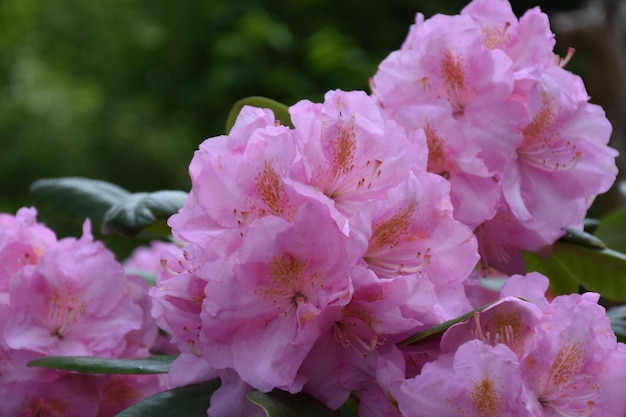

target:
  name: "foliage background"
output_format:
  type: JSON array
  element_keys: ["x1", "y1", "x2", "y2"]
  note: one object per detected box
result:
[{"x1": 5, "y1": 0, "x2": 617, "y2": 256}]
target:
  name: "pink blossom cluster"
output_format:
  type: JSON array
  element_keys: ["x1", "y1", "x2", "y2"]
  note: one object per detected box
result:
[
  {"x1": 149, "y1": 1, "x2": 626, "y2": 415},
  {"x1": 372, "y1": 0, "x2": 618, "y2": 274},
  {"x1": 152, "y1": 89, "x2": 479, "y2": 415},
  {"x1": 2, "y1": 0, "x2": 623, "y2": 416},
  {"x1": 395, "y1": 273, "x2": 626, "y2": 417},
  {"x1": 0, "y1": 208, "x2": 167, "y2": 416}
]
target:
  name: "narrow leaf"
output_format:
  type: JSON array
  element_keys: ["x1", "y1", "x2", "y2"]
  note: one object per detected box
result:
[
  {"x1": 225, "y1": 96, "x2": 293, "y2": 133},
  {"x1": 398, "y1": 300, "x2": 498, "y2": 346},
  {"x1": 101, "y1": 190, "x2": 187, "y2": 235},
  {"x1": 27, "y1": 355, "x2": 175, "y2": 375},
  {"x1": 247, "y1": 389, "x2": 341, "y2": 417},
  {"x1": 30, "y1": 177, "x2": 131, "y2": 225},
  {"x1": 525, "y1": 241, "x2": 626, "y2": 301},
  {"x1": 558, "y1": 227, "x2": 606, "y2": 249},
  {"x1": 115, "y1": 379, "x2": 220, "y2": 417}
]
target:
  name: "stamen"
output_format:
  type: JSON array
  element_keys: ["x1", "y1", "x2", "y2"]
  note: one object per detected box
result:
[
  {"x1": 160, "y1": 258, "x2": 179, "y2": 276},
  {"x1": 558, "y1": 47, "x2": 575, "y2": 68},
  {"x1": 541, "y1": 400, "x2": 594, "y2": 417},
  {"x1": 187, "y1": 340, "x2": 203, "y2": 357}
]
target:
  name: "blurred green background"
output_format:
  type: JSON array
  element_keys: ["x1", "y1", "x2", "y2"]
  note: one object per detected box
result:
[{"x1": 4, "y1": 0, "x2": 615, "y2": 254}]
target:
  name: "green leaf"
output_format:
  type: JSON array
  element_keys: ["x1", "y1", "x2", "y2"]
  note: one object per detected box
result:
[
  {"x1": 398, "y1": 300, "x2": 498, "y2": 346},
  {"x1": 558, "y1": 227, "x2": 606, "y2": 249},
  {"x1": 247, "y1": 389, "x2": 341, "y2": 417},
  {"x1": 607, "y1": 305, "x2": 626, "y2": 342},
  {"x1": 30, "y1": 177, "x2": 131, "y2": 225},
  {"x1": 101, "y1": 190, "x2": 188, "y2": 235},
  {"x1": 27, "y1": 355, "x2": 175, "y2": 374},
  {"x1": 594, "y1": 209, "x2": 626, "y2": 253},
  {"x1": 116, "y1": 380, "x2": 220, "y2": 417},
  {"x1": 583, "y1": 218, "x2": 601, "y2": 234},
  {"x1": 337, "y1": 396, "x2": 359, "y2": 417},
  {"x1": 225, "y1": 96, "x2": 293, "y2": 133},
  {"x1": 524, "y1": 250, "x2": 580, "y2": 296},
  {"x1": 525, "y1": 241, "x2": 626, "y2": 301}
]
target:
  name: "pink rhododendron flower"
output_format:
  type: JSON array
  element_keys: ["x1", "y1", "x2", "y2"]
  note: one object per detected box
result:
[
  {"x1": 289, "y1": 89, "x2": 426, "y2": 222},
  {"x1": 3, "y1": 220, "x2": 143, "y2": 357},
  {"x1": 461, "y1": 0, "x2": 557, "y2": 80},
  {"x1": 426, "y1": 272, "x2": 626, "y2": 417},
  {"x1": 486, "y1": 66, "x2": 617, "y2": 273},
  {"x1": 372, "y1": 0, "x2": 618, "y2": 274},
  {"x1": 124, "y1": 240, "x2": 180, "y2": 276},
  {"x1": 168, "y1": 105, "x2": 305, "y2": 250},
  {"x1": 372, "y1": 11, "x2": 522, "y2": 229},
  {"x1": 124, "y1": 241, "x2": 182, "y2": 356},
  {"x1": 156, "y1": 87, "x2": 488, "y2": 409},
  {"x1": 350, "y1": 171, "x2": 478, "y2": 320},
  {"x1": 397, "y1": 340, "x2": 532, "y2": 417},
  {"x1": 297, "y1": 267, "x2": 438, "y2": 409},
  {"x1": 199, "y1": 202, "x2": 357, "y2": 392},
  {"x1": 517, "y1": 289, "x2": 626, "y2": 417},
  {"x1": 0, "y1": 207, "x2": 56, "y2": 297},
  {"x1": 0, "y1": 209, "x2": 167, "y2": 414}
]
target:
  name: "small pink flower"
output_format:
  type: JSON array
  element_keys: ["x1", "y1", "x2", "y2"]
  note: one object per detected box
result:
[
  {"x1": 0, "y1": 207, "x2": 57, "y2": 296},
  {"x1": 123, "y1": 240, "x2": 179, "y2": 276}
]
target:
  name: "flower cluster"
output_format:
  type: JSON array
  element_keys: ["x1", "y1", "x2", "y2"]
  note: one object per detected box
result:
[
  {"x1": 149, "y1": 0, "x2": 624, "y2": 415},
  {"x1": 1, "y1": 0, "x2": 625, "y2": 416},
  {"x1": 0, "y1": 208, "x2": 167, "y2": 416},
  {"x1": 153, "y1": 89, "x2": 479, "y2": 414},
  {"x1": 397, "y1": 273, "x2": 626, "y2": 417},
  {"x1": 372, "y1": 0, "x2": 618, "y2": 274}
]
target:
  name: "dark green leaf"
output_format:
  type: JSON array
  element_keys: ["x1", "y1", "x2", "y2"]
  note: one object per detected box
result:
[
  {"x1": 27, "y1": 355, "x2": 175, "y2": 374},
  {"x1": 524, "y1": 250, "x2": 580, "y2": 296},
  {"x1": 398, "y1": 300, "x2": 498, "y2": 346},
  {"x1": 607, "y1": 305, "x2": 626, "y2": 342},
  {"x1": 593, "y1": 209, "x2": 626, "y2": 253},
  {"x1": 583, "y1": 218, "x2": 601, "y2": 234},
  {"x1": 525, "y1": 241, "x2": 626, "y2": 301},
  {"x1": 247, "y1": 389, "x2": 341, "y2": 417},
  {"x1": 116, "y1": 379, "x2": 220, "y2": 417},
  {"x1": 558, "y1": 227, "x2": 606, "y2": 249},
  {"x1": 337, "y1": 396, "x2": 359, "y2": 417},
  {"x1": 225, "y1": 96, "x2": 293, "y2": 133},
  {"x1": 101, "y1": 190, "x2": 187, "y2": 235},
  {"x1": 30, "y1": 177, "x2": 131, "y2": 225}
]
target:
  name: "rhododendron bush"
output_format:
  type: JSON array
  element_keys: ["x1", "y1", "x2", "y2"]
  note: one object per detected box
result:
[{"x1": 4, "y1": 0, "x2": 626, "y2": 416}]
